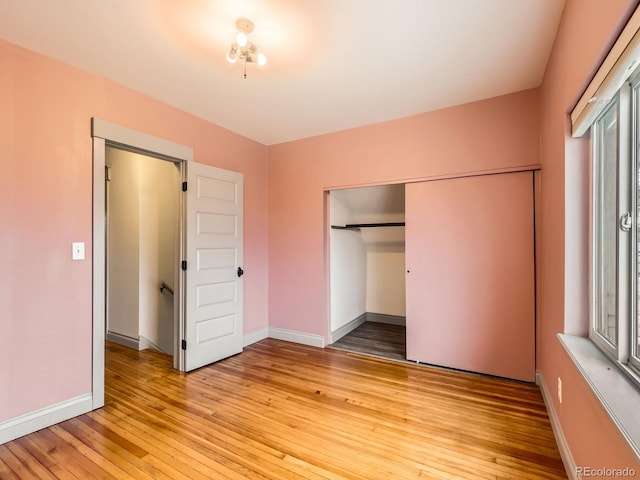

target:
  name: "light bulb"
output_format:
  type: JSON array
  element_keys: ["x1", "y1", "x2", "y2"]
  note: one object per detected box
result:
[
  {"x1": 257, "y1": 52, "x2": 267, "y2": 66},
  {"x1": 236, "y1": 32, "x2": 248, "y2": 47}
]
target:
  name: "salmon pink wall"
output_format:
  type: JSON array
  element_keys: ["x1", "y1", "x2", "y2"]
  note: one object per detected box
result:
[
  {"x1": 0, "y1": 40, "x2": 268, "y2": 422},
  {"x1": 538, "y1": 0, "x2": 640, "y2": 471},
  {"x1": 268, "y1": 89, "x2": 540, "y2": 336}
]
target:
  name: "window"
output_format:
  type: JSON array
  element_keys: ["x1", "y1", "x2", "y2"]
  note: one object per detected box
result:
[
  {"x1": 591, "y1": 78, "x2": 640, "y2": 383},
  {"x1": 568, "y1": 9, "x2": 640, "y2": 455}
]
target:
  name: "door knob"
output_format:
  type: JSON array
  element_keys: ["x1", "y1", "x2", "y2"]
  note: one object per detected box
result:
[{"x1": 237, "y1": 267, "x2": 244, "y2": 277}]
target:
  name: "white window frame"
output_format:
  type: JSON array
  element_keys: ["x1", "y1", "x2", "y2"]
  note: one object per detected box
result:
[
  {"x1": 630, "y1": 75, "x2": 640, "y2": 373},
  {"x1": 590, "y1": 80, "x2": 640, "y2": 386},
  {"x1": 590, "y1": 93, "x2": 621, "y2": 359}
]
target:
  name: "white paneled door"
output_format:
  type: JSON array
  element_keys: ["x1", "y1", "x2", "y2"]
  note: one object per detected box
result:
[{"x1": 185, "y1": 163, "x2": 243, "y2": 372}]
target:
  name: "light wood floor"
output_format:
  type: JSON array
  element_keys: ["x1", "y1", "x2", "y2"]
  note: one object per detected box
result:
[{"x1": 0, "y1": 340, "x2": 567, "y2": 479}]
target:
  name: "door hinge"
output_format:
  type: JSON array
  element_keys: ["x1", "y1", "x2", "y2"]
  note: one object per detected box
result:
[
  {"x1": 181, "y1": 260, "x2": 187, "y2": 271},
  {"x1": 182, "y1": 181, "x2": 188, "y2": 192},
  {"x1": 181, "y1": 339, "x2": 187, "y2": 350}
]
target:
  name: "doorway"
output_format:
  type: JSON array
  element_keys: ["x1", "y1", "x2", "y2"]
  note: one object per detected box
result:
[
  {"x1": 327, "y1": 184, "x2": 407, "y2": 362},
  {"x1": 105, "y1": 146, "x2": 180, "y2": 358},
  {"x1": 92, "y1": 119, "x2": 245, "y2": 410}
]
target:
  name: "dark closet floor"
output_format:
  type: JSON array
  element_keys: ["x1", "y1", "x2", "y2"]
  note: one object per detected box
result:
[{"x1": 329, "y1": 321, "x2": 406, "y2": 362}]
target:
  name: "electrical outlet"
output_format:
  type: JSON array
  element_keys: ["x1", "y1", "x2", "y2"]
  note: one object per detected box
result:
[
  {"x1": 72, "y1": 242, "x2": 85, "y2": 261},
  {"x1": 557, "y1": 377, "x2": 562, "y2": 404}
]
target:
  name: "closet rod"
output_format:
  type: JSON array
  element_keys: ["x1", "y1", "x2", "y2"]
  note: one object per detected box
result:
[{"x1": 331, "y1": 222, "x2": 405, "y2": 229}]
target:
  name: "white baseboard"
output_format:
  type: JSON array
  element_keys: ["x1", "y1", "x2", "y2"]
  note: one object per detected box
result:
[
  {"x1": 106, "y1": 331, "x2": 139, "y2": 350},
  {"x1": 0, "y1": 394, "x2": 92, "y2": 445},
  {"x1": 269, "y1": 327, "x2": 325, "y2": 348},
  {"x1": 139, "y1": 335, "x2": 171, "y2": 354},
  {"x1": 244, "y1": 327, "x2": 269, "y2": 347},
  {"x1": 536, "y1": 370, "x2": 577, "y2": 480},
  {"x1": 331, "y1": 313, "x2": 367, "y2": 343}
]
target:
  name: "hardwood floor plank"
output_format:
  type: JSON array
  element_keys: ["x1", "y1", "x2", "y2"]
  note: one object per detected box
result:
[
  {"x1": 61, "y1": 417, "x2": 169, "y2": 480},
  {"x1": 87, "y1": 409, "x2": 236, "y2": 480},
  {"x1": 0, "y1": 340, "x2": 567, "y2": 479},
  {"x1": 12, "y1": 436, "x2": 80, "y2": 480},
  {"x1": 100, "y1": 389, "x2": 339, "y2": 480},
  {"x1": 3, "y1": 441, "x2": 58, "y2": 480},
  {"x1": 50, "y1": 423, "x2": 153, "y2": 480},
  {"x1": 98, "y1": 405, "x2": 283, "y2": 480},
  {"x1": 0, "y1": 444, "x2": 37, "y2": 480},
  {"x1": 103, "y1": 386, "x2": 372, "y2": 480},
  {"x1": 25, "y1": 428, "x2": 109, "y2": 480},
  {"x1": 174, "y1": 345, "x2": 560, "y2": 478}
]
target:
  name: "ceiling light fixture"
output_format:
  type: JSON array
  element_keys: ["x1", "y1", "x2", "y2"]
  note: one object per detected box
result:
[{"x1": 226, "y1": 18, "x2": 267, "y2": 79}]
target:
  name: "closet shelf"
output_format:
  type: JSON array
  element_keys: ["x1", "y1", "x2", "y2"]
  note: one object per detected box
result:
[{"x1": 331, "y1": 222, "x2": 405, "y2": 230}]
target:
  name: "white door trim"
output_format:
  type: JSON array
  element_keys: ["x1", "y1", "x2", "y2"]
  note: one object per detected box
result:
[
  {"x1": 92, "y1": 119, "x2": 193, "y2": 161},
  {"x1": 92, "y1": 118, "x2": 193, "y2": 410},
  {"x1": 92, "y1": 136, "x2": 106, "y2": 410}
]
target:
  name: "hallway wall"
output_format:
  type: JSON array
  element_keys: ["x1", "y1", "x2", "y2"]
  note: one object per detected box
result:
[
  {"x1": 106, "y1": 148, "x2": 141, "y2": 340},
  {"x1": 137, "y1": 153, "x2": 177, "y2": 354}
]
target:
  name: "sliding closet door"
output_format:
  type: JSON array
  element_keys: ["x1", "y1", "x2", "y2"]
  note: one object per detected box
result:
[{"x1": 405, "y1": 171, "x2": 534, "y2": 382}]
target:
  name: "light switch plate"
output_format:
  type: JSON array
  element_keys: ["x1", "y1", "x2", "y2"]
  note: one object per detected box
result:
[{"x1": 72, "y1": 242, "x2": 85, "y2": 260}]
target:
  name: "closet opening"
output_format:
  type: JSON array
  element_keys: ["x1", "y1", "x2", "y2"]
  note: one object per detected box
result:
[
  {"x1": 326, "y1": 170, "x2": 536, "y2": 381},
  {"x1": 327, "y1": 183, "x2": 407, "y2": 362}
]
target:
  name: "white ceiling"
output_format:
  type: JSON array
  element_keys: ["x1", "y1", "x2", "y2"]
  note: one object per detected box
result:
[{"x1": 0, "y1": 0, "x2": 565, "y2": 145}]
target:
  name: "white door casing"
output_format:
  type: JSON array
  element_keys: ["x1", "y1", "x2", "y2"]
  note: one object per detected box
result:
[
  {"x1": 184, "y1": 162, "x2": 244, "y2": 371},
  {"x1": 93, "y1": 118, "x2": 194, "y2": 408},
  {"x1": 94, "y1": 119, "x2": 245, "y2": 409}
]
